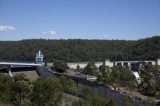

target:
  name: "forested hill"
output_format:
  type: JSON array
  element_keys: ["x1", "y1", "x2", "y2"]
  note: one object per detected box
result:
[{"x1": 0, "y1": 36, "x2": 159, "y2": 62}]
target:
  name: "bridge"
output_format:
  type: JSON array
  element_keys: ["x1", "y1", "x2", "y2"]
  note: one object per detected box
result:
[
  {"x1": 0, "y1": 62, "x2": 42, "y2": 66},
  {"x1": 0, "y1": 50, "x2": 44, "y2": 76}
]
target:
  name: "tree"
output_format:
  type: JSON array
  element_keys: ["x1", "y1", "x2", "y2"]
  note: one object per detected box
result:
[
  {"x1": 52, "y1": 61, "x2": 69, "y2": 73},
  {"x1": 77, "y1": 65, "x2": 81, "y2": 72},
  {"x1": 82, "y1": 86, "x2": 93, "y2": 100},
  {"x1": 0, "y1": 36, "x2": 160, "y2": 62},
  {"x1": 97, "y1": 62, "x2": 111, "y2": 84},
  {"x1": 0, "y1": 75, "x2": 13, "y2": 103},
  {"x1": 124, "y1": 97, "x2": 133, "y2": 106},
  {"x1": 31, "y1": 77, "x2": 46, "y2": 106},
  {"x1": 32, "y1": 77, "x2": 63, "y2": 106},
  {"x1": 59, "y1": 75, "x2": 68, "y2": 91},
  {"x1": 59, "y1": 76, "x2": 78, "y2": 94},
  {"x1": 14, "y1": 73, "x2": 30, "y2": 82},
  {"x1": 108, "y1": 99, "x2": 118, "y2": 106},
  {"x1": 97, "y1": 66, "x2": 136, "y2": 88},
  {"x1": 92, "y1": 96, "x2": 108, "y2": 106},
  {"x1": 12, "y1": 74, "x2": 32, "y2": 106},
  {"x1": 99, "y1": 61, "x2": 109, "y2": 75},
  {"x1": 12, "y1": 80, "x2": 32, "y2": 105},
  {"x1": 83, "y1": 62, "x2": 98, "y2": 75},
  {"x1": 72, "y1": 100, "x2": 81, "y2": 106},
  {"x1": 139, "y1": 64, "x2": 158, "y2": 96},
  {"x1": 110, "y1": 66, "x2": 136, "y2": 88},
  {"x1": 67, "y1": 79, "x2": 78, "y2": 94},
  {"x1": 155, "y1": 91, "x2": 160, "y2": 99}
]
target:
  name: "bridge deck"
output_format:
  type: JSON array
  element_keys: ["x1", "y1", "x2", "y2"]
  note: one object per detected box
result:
[{"x1": 0, "y1": 62, "x2": 43, "y2": 66}]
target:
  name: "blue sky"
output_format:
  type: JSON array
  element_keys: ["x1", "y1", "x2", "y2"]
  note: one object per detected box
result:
[{"x1": 0, "y1": 0, "x2": 160, "y2": 40}]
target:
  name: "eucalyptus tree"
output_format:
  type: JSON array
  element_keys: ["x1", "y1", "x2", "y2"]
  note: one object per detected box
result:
[
  {"x1": 83, "y1": 62, "x2": 98, "y2": 75},
  {"x1": 32, "y1": 77, "x2": 63, "y2": 106},
  {"x1": 12, "y1": 73, "x2": 32, "y2": 106},
  {"x1": 0, "y1": 75, "x2": 13, "y2": 103}
]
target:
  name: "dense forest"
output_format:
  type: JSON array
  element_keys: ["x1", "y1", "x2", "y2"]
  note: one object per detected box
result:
[{"x1": 0, "y1": 36, "x2": 159, "y2": 62}]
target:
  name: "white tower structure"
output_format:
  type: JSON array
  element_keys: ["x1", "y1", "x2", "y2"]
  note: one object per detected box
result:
[{"x1": 35, "y1": 50, "x2": 44, "y2": 64}]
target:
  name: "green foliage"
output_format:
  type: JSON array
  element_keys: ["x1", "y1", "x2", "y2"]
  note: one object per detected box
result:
[
  {"x1": 97, "y1": 66, "x2": 136, "y2": 88},
  {"x1": 155, "y1": 91, "x2": 160, "y2": 99},
  {"x1": 76, "y1": 65, "x2": 81, "y2": 72},
  {"x1": 0, "y1": 75, "x2": 13, "y2": 103},
  {"x1": 139, "y1": 64, "x2": 160, "y2": 96},
  {"x1": 52, "y1": 61, "x2": 69, "y2": 73},
  {"x1": 59, "y1": 75, "x2": 78, "y2": 94},
  {"x1": 83, "y1": 62, "x2": 98, "y2": 75},
  {"x1": 108, "y1": 99, "x2": 118, "y2": 106},
  {"x1": 72, "y1": 100, "x2": 81, "y2": 106},
  {"x1": 14, "y1": 73, "x2": 30, "y2": 82},
  {"x1": 111, "y1": 67, "x2": 136, "y2": 88},
  {"x1": 92, "y1": 96, "x2": 108, "y2": 106},
  {"x1": 72, "y1": 96, "x2": 117, "y2": 106},
  {"x1": 12, "y1": 74, "x2": 32, "y2": 106},
  {"x1": 67, "y1": 79, "x2": 78, "y2": 94},
  {"x1": 99, "y1": 62, "x2": 110, "y2": 75},
  {"x1": 82, "y1": 86, "x2": 93, "y2": 100},
  {"x1": 0, "y1": 74, "x2": 130, "y2": 106},
  {"x1": 59, "y1": 75, "x2": 67, "y2": 89},
  {"x1": 32, "y1": 77, "x2": 63, "y2": 106},
  {"x1": 0, "y1": 36, "x2": 159, "y2": 62},
  {"x1": 124, "y1": 97, "x2": 133, "y2": 106},
  {"x1": 0, "y1": 74, "x2": 66, "y2": 106}
]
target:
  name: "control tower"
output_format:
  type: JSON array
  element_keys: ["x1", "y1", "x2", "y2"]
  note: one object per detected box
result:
[{"x1": 35, "y1": 50, "x2": 44, "y2": 64}]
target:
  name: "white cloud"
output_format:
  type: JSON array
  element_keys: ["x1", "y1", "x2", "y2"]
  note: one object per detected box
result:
[
  {"x1": 42, "y1": 30, "x2": 56, "y2": 35},
  {"x1": 103, "y1": 35, "x2": 108, "y2": 38},
  {"x1": 0, "y1": 25, "x2": 16, "y2": 32}
]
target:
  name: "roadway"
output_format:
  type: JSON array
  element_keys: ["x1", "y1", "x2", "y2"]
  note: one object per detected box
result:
[{"x1": 0, "y1": 62, "x2": 43, "y2": 66}]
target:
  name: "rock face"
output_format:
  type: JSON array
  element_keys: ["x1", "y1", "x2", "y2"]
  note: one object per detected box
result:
[
  {"x1": 10, "y1": 67, "x2": 39, "y2": 81},
  {"x1": 11, "y1": 70, "x2": 39, "y2": 81}
]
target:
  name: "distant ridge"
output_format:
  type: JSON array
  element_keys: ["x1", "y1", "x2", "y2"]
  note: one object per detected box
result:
[{"x1": 0, "y1": 36, "x2": 159, "y2": 62}]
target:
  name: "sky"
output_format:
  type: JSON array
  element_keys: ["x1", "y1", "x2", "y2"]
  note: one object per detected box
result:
[{"x1": 0, "y1": 0, "x2": 160, "y2": 40}]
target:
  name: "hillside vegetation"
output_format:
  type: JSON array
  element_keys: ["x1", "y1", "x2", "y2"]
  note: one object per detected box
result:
[{"x1": 0, "y1": 36, "x2": 159, "y2": 62}]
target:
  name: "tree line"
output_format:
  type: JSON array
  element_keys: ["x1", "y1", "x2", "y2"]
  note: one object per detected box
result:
[
  {"x1": 0, "y1": 36, "x2": 159, "y2": 62},
  {"x1": 0, "y1": 73, "x2": 135, "y2": 106}
]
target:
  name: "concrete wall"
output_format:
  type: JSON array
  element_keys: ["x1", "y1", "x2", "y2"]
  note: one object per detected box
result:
[
  {"x1": 46, "y1": 62, "x2": 53, "y2": 67},
  {"x1": 95, "y1": 62, "x2": 103, "y2": 68},
  {"x1": 67, "y1": 59, "x2": 158, "y2": 69},
  {"x1": 156, "y1": 59, "x2": 160, "y2": 66},
  {"x1": 144, "y1": 61, "x2": 156, "y2": 65},
  {"x1": 47, "y1": 60, "x2": 112, "y2": 69},
  {"x1": 113, "y1": 61, "x2": 156, "y2": 66},
  {"x1": 67, "y1": 62, "x2": 88, "y2": 69},
  {"x1": 67, "y1": 59, "x2": 113, "y2": 69},
  {"x1": 67, "y1": 62, "x2": 108, "y2": 69},
  {"x1": 46, "y1": 59, "x2": 158, "y2": 69},
  {"x1": 105, "y1": 59, "x2": 114, "y2": 67}
]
